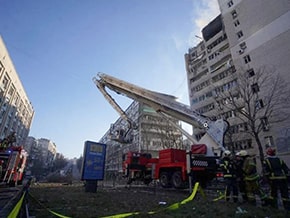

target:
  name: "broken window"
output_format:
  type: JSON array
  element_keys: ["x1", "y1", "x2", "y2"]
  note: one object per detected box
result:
[
  {"x1": 239, "y1": 42, "x2": 247, "y2": 49},
  {"x1": 231, "y1": 10, "x2": 238, "y2": 19}
]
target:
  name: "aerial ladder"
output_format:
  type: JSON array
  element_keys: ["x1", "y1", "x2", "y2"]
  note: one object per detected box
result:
[
  {"x1": 96, "y1": 79, "x2": 137, "y2": 143},
  {"x1": 93, "y1": 73, "x2": 228, "y2": 156}
]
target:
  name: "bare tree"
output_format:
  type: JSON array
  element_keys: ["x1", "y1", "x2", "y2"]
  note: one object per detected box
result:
[
  {"x1": 155, "y1": 118, "x2": 184, "y2": 149},
  {"x1": 214, "y1": 66, "x2": 290, "y2": 166},
  {"x1": 141, "y1": 114, "x2": 183, "y2": 151}
]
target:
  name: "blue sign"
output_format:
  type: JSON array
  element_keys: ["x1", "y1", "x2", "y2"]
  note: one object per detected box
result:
[{"x1": 81, "y1": 141, "x2": 106, "y2": 180}]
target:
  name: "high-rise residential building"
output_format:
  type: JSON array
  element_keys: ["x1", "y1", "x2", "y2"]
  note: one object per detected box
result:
[
  {"x1": 99, "y1": 100, "x2": 183, "y2": 173},
  {"x1": 25, "y1": 137, "x2": 57, "y2": 170},
  {"x1": 24, "y1": 137, "x2": 58, "y2": 177},
  {"x1": 37, "y1": 138, "x2": 57, "y2": 166},
  {"x1": 185, "y1": 0, "x2": 290, "y2": 166},
  {"x1": 185, "y1": 15, "x2": 240, "y2": 148},
  {"x1": 0, "y1": 36, "x2": 34, "y2": 145}
]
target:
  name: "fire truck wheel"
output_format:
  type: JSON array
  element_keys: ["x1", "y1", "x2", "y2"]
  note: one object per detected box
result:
[
  {"x1": 171, "y1": 171, "x2": 183, "y2": 189},
  {"x1": 159, "y1": 172, "x2": 171, "y2": 188}
]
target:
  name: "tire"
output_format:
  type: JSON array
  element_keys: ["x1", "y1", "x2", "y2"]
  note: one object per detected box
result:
[
  {"x1": 171, "y1": 171, "x2": 184, "y2": 189},
  {"x1": 159, "y1": 172, "x2": 171, "y2": 188}
]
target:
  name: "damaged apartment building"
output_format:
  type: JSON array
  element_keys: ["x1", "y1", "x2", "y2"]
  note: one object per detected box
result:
[{"x1": 185, "y1": 0, "x2": 290, "y2": 166}]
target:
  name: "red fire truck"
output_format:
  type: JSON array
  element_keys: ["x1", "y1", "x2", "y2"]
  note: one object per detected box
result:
[
  {"x1": 122, "y1": 144, "x2": 220, "y2": 188},
  {"x1": 0, "y1": 146, "x2": 28, "y2": 187},
  {"x1": 94, "y1": 73, "x2": 228, "y2": 188}
]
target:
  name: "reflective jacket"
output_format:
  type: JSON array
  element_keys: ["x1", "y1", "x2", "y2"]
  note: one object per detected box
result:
[
  {"x1": 243, "y1": 156, "x2": 259, "y2": 181},
  {"x1": 220, "y1": 157, "x2": 236, "y2": 178},
  {"x1": 264, "y1": 156, "x2": 289, "y2": 180}
]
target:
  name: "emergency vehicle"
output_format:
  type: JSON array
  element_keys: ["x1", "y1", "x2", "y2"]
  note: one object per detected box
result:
[
  {"x1": 93, "y1": 73, "x2": 228, "y2": 188},
  {"x1": 0, "y1": 145, "x2": 28, "y2": 187},
  {"x1": 122, "y1": 144, "x2": 220, "y2": 188}
]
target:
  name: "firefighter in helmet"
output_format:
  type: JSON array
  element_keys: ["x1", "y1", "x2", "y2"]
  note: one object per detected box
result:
[
  {"x1": 264, "y1": 147, "x2": 290, "y2": 210},
  {"x1": 235, "y1": 150, "x2": 248, "y2": 203},
  {"x1": 220, "y1": 150, "x2": 239, "y2": 203},
  {"x1": 241, "y1": 150, "x2": 268, "y2": 206}
]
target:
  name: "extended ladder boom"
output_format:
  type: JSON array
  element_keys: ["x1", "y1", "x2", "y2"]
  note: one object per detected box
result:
[{"x1": 93, "y1": 73, "x2": 228, "y2": 154}]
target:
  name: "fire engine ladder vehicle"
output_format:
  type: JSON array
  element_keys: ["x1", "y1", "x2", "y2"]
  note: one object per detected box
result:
[{"x1": 93, "y1": 73, "x2": 228, "y2": 188}]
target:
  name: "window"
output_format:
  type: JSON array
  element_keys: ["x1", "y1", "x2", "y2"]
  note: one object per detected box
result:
[
  {"x1": 247, "y1": 68, "x2": 255, "y2": 77},
  {"x1": 234, "y1": 19, "x2": 240, "y2": 27},
  {"x1": 8, "y1": 86, "x2": 15, "y2": 96},
  {"x1": 255, "y1": 99, "x2": 264, "y2": 109},
  {"x1": 231, "y1": 10, "x2": 238, "y2": 19},
  {"x1": 237, "y1": 30, "x2": 244, "y2": 38},
  {"x1": 191, "y1": 51, "x2": 197, "y2": 58},
  {"x1": 231, "y1": 110, "x2": 236, "y2": 118},
  {"x1": 205, "y1": 91, "x2": 213, "y2": 98},
  {"x1": 261, "y1": 117, "x2": 269, "y2": 131},
  {"x1": 2, "y1": 75, "x2": 9, "y2": 90},
  {"x1": 245, "y1": 139, "x2": 253, "y2": 149},
  {"x1": 228, "y1": 0, "x2": 234, "y2": 7},
  {"x1": 0, "y1": 61, "x2": 4, "y2": 74},
  {"x1": 239, "y1": 42, "x2": 247, "y2": 50},
  {"x1": 251, "y1": 83, "x2": 259, "y2": 93},
  {"x1": 244, "y1": 55, "x2": 251, "y2": 64},
  {"x1": 264, "y1": 136, "x2": 274, "y2": 147}
]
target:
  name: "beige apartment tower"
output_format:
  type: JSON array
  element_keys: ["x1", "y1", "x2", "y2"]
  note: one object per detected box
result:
[{"x1": 186, "y1": 0, "x2": 290, "y2": 166}]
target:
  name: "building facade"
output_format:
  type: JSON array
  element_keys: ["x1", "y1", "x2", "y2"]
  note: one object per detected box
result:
[
  {"x1": 185, "y1": 0, "x2": 290, "y2": 166},
  {"x1": 218, "y1": 0, "x2": 290, "y2": 156},
  {"x1": 0, "y1": 36, "x2": 34, "y2": 145},
  {"x1": 25, "y1": 137, "x2": 57, "y2": 171},
  {"x1": 99, "y1": 100, "x2": 183, "y2": 173},
  {"x1": 37, "y1": 138, "x2": 57, "y2": 166}
]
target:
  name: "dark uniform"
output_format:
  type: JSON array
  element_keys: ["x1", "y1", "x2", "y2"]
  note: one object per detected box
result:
[
  {"x1": 235, "y1": 151, "x2": 248, "y2": 203},
  {"x1": 220, "y1": 150, "x2": 239, "y2": 203},
  {"x1": 264, "y1": 147, "x2": 290, "y2": 210}
]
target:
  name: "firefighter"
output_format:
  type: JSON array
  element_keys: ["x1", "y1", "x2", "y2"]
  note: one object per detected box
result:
[
  {"x1": 235, "y1": 150, "x2": 248, "y2": 203},
  {"x1": 220, "y1": 150, "x2": 239, "y2": 203},
  {"x1": 242, "y1": 150, "x2": 268, "y2": 206},
  {"x1": 263, "y1": 147, "x2": 290, "y2": 210}
]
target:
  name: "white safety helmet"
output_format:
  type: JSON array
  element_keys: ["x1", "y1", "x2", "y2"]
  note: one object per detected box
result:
[
  {"x1": 236, "y1": 150, "x2": 248, "y2": 157},
  {"x1": 224, "y1": 150, "x2": 231, "y2": 157}
]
